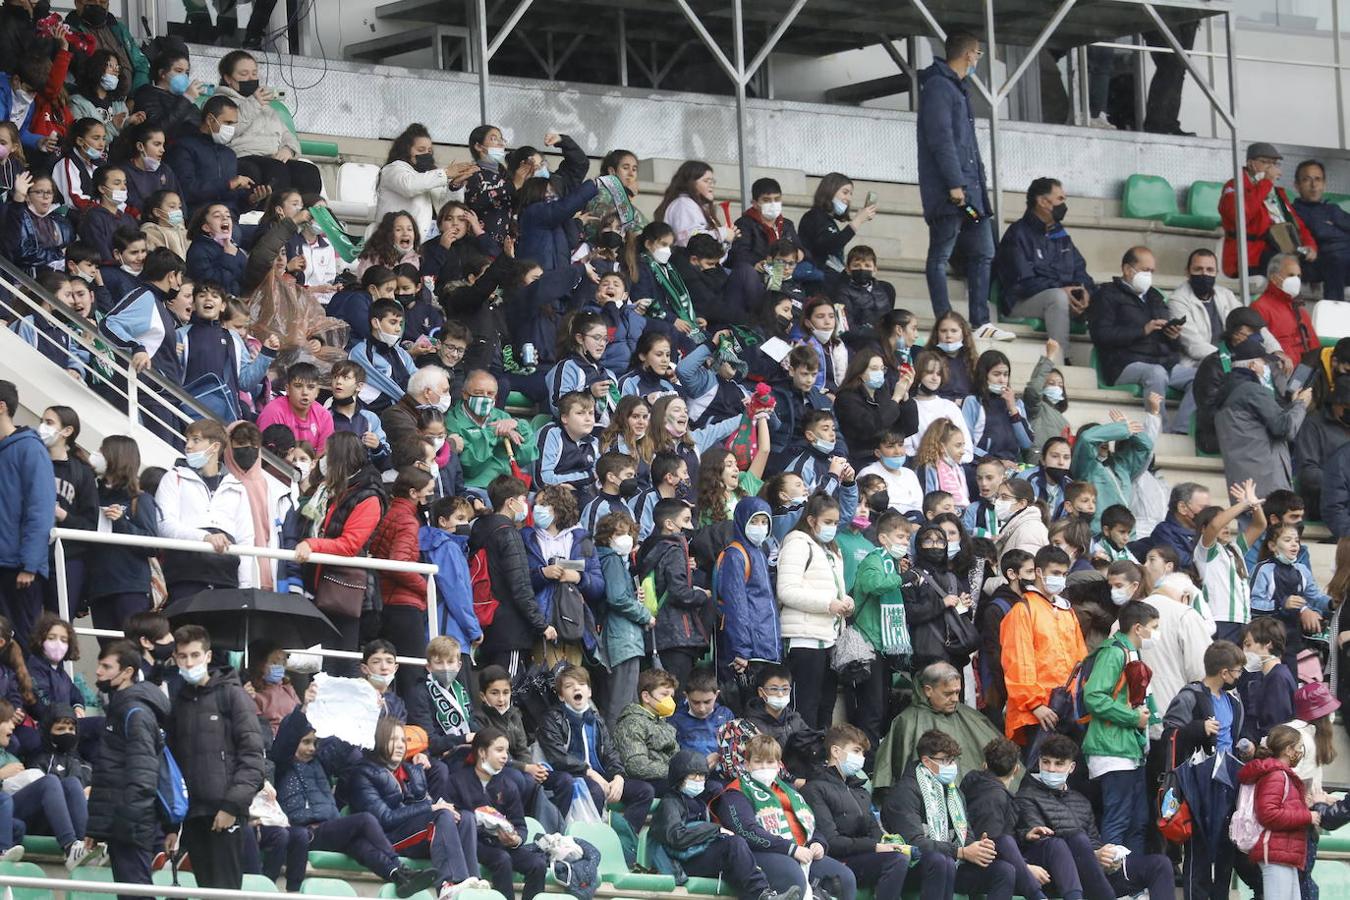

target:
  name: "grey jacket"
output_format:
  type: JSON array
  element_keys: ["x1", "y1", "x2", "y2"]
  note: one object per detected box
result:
[
  {"x1": 1166, "y1": 281, "x2": 1281, "y2": 367},
  {"x1": 1214, "y1": 373, "x2": 1308, "y2": 495},
  {"x1": 213, "y1": 85, "x2": 300, "y2": 160}
]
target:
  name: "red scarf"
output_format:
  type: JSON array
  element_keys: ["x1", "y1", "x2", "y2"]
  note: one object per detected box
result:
[{"x1": 745, "y1": 207, "x2": 784, "y2": 244}]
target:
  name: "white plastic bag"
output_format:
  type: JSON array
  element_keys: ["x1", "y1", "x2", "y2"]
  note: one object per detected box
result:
[{"x1": 562, "y1": 780, "x2": 602, "y2": 828}]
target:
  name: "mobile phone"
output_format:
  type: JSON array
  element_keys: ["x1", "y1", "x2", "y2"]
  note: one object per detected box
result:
[
  {"x1": 767, "y1": 259, "x2": 786, "y2": 291},
  {"x1": 1166, "y1": 316, "x2": 1186, "y2": 328},
  {"x1": 865, "y1": 191, "x2": 878, "y2": 207}
]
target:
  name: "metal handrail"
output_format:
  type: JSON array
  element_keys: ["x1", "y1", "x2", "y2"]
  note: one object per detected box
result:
[
  {"x1": 0, "y1": 255, "x2": 295, "y2": 475},
  {"x1": 50, "y1": 527, "x2": 441, "y2": 665},
  {"x1": 0, "y1": 872, "x2": 358, "y2": 900}
]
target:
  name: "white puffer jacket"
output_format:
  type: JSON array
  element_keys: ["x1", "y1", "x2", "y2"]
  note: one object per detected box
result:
[
  {"x1": 776, "y1": 529, "x2": 845, "y2": 645},
  {"x1": 996, "y1": 505, "x2": 1049, "y2": 559}
]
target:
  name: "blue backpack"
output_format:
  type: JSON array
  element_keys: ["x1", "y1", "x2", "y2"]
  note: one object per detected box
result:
[{"x1": 126, "y1": 707, "x2": 190, "y2": 825}]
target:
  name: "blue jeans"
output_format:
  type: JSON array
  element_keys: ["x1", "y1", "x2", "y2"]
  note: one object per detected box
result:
[
  {"x1": 1114, "y1": 361, "x2": 1196, "y2": 427},
  {"x1": 926, "y1": 213, "x2": 993, "y2": 327},
  {"x1": 1096, "y1": 766, "x2": 1148, "y2": 856}
]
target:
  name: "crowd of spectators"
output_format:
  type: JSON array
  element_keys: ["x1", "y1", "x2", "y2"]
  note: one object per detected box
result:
[{"x1": 0, "y1": 14, "x2": 1347, "y2": 900}]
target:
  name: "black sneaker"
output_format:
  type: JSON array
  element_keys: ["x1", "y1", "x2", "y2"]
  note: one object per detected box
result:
[
  {"x1": 760, "y1": 887, "x2": 803, "y2": 900},
  {"x1": 393, "y1": 866, "x2": 440, "y2": 898}
]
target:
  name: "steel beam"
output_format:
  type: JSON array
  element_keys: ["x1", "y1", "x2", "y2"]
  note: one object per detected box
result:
[
  {"x1": 1226, "y1": 11, "x2": 1248, "y2": 299},
  {"x1": 995, "y1": 0, "x2": 1078, "y2": 103},
  {"x1": 1140, "y1": 2, "x2": 1233, "y2": 128}
]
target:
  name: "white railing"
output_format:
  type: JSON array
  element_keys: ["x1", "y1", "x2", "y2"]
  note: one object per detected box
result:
[
  {"x1": 0, "y1": 872, "x2": 357, "y2": 900},
  {"x1": 50, "y1": 528, "x2": 441, "y2": 666}
]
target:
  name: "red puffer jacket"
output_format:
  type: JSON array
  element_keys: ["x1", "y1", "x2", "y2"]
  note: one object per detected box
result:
[
  {"x1": 1238, "y1": 757, "x2": 1312, "y2": 868},
  {"x1": 369, "y1": 496, "x2": 429, "y2": 610}
]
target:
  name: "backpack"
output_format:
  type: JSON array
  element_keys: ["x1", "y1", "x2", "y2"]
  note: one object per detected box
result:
[
  {"x1": 470, "y1": 521, "x2": 513, "y2": 628},
  {"x1": 1230, "y1": 770, "x2": 1290, "y2": 854},
  {"x1": 125, "y1": 707, "x2": 189, "y2": 826},
  {"x1": 1155, "y1": 731, "x2": 1194, "y2": 844},
  {"x1": 550, "y1": 540, "x2": 592, "y2": 643},
  {"x1": 1048, "y1": 642, "x2": 1126, "y2": 736}
]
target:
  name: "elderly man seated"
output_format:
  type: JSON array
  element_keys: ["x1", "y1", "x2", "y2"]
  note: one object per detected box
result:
[
  {"x1": 1253, "y1": 253, "x2": 1320, "y2": 363},
  {"x1": 445, "y1": 369, "x2": 538, "y2": 490},
  {"x1": 874, "y1": 662, "x2": 1002, "y2": 791}
]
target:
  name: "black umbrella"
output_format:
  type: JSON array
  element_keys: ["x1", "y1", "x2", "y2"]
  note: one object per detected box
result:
[{"x1": 163, "y1": 588, "x2": 339, "y2": 657}]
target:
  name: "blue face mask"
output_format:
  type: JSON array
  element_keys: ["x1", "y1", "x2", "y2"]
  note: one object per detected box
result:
[
  {"x1": 680, "y1": 779, "x2": 705, "y2": 798},
  {"x1": 894, "y1": 335, "x2": 908, "y2": 352},
  {"x1": 816, "y1": 523, "x2": 837, "y2": 544},
  {"x1": 831, "y1": 198, "x2": 848, "y2": 217},
  {"x1": 812, "y1": 438, "x2": 835, "y2": 455},
  {"x1": 532, "y1": 505, "x2": 554, "y2": 530},
  {"x1": 99, "y1": 73, "x2": 120, "y2": 92},
  {"x1": 536, "y1": 166, "x2": 550, "y2": 180},
  {"x1": 1042, "y1": 385, "x2": 1065, "y2": 404},
  {"x1": 865, "y1": 370, "x2": 886, "y2": 390},
  {"x1": 880, "y1": 454, "x2": 905, "y2": 471},
  {"x1": 839, "y1": 752, "x2": 865, "y2": 778},
  {"x1": 264, "y1": 664, "x2": 285, "y2": 685},
  {"x1": 512, "y1": 502, "x2": 528, "y2": 524},
  {"x1": 1034, "y1": 770, "x2": 1068, "y2": 790},
  {"x1": 937, "y1": 341, "x2": 963, "y2": 354},
  {"x1": 946, "y1": 540, "x2": 960, "y2": 559},
  {"x1": 82, "y1": 145, "x2": 104, "y2": 162},
  {"x1": 935, "y1": 762, "x2": 959, "y2": 785},
  {"x1": 168, "y1": 72, "x2": 192, "y2": 95}
]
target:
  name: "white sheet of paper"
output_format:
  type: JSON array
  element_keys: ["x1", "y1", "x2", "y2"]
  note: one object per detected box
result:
[
  {"x1": 759, "y1": 337, "x2": 792, "y2": 364},
  {"x1": 307, "y1": 673, "x2": 381, "y2": 749}
]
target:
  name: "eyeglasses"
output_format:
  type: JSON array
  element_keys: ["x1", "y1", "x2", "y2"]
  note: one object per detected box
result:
[
  {"x1": 438, "y1": 345, "x2": 466, "y2": 358},
  {"x1": 761, "y1": 685, "x2": 791, "y2": 695},
  {"x1": 928, "y1": 755, "x2": 958, "y2": 765},
  {"x1": 27, "y1": 189, "x2": 53, "y2": 197}
]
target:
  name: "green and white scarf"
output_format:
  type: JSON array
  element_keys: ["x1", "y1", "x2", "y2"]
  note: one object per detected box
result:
[
  {"x1": 735, "y1": 773, "x2": 815, "y2": 842},
  {"x1": 643, "y1": 253, "x2": 697, "y2": 326},
  {"x1": 915, "y1": 763, "x2": 968, "y2": 845},
  {"x1": 427, "y1": 674, "x2": 472, "y2": 738}
]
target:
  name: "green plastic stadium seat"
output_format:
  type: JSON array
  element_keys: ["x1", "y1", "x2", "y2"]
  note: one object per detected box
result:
[
  {"x1": 564, "y1": 821, "x2": 677, "y2": 891},
  {"x1": 378, "y1": 885, "x2": 434, "y2": 900},
  {"x1": 1326, "y1": 192, "x2": 1350, "y2": 216},
  {"x1": 269, "y1": 100, "x2": 341, "y2": 159},
  {"x1": 457, "y1": 891, "x2": 510, "y2": 900},
  {"x1": 309, "y1": 204, "x2": 364, "y2": 264},
  {"x1": 1176, "y1": 180, "x2": 1223, "y2": 230},
  {"x1": 152, "y1": 868, "x2": 197, "y2": 890},
  {"x1": 307, "y1": 850, "x2": 365, "y2": 872},
  {"x1": 242, "y1": 874, "x2": 280, "y2": 892},
  {"x1": 300, "y1": 876, "x2": 359, "y2": 896},
  {"x1": 1121, "y1": 174, "x2": 1177, "y2": 221},
  {"x1": 68, "y1": 867, "x2": 115, "y2": 900},
  {"x1": 1090, "y1": 348, "x2": 1142, "y2": 397},
  {"x1": 1321, "y1": 822, "x2": 1350, "y2": 854},
  {"x1": 0, "y1": 861, "x2": 52, "y2": 900},
  {"x1": 19, "y1": 836, "x2": 62, "y2": 859}
]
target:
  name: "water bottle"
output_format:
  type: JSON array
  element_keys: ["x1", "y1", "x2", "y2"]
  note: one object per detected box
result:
[{"x1": 521, "y1": 342, "x2": 537, "y2": 369}]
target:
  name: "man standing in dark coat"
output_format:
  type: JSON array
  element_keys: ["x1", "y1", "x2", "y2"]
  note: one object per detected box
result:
[
  {"x1": 87, "y1": 640, "x2": 172, "y2": 900},
  {"x1": 917, "y1": 32, "x2": 1011, "y2": 341}
]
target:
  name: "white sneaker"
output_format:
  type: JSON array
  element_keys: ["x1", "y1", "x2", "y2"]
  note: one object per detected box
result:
[
  {"x1": 0, "y1": 846, "x2": 23, "y2": 864},
  {"x1": 65, "y1": 841, "x2": 105, "y2": 871},
  {"x1": 973, "y1": 323, "x2": 1016, "y2": 342},
  {"x1": 1089, "y1": 113, "x2": 1114, "y2": 129}
]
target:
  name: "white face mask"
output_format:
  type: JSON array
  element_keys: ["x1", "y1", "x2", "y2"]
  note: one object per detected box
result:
[
  {"x1": 1282, "y1": 275, "x2": 1302, "y2": 298},
  {"x1": 993, "y1": 498, "x2": 1015, "y2": 523},
  {"x1": 1042, "y1": 574, "x2": 1067, "y2": 595},
  {"x1": 109, "y1": 188, "x2": 128, "y2": 205},
  {"x1": 434, "y1": 393, "x2": 452, "y2": 414},
  {"x1": 759, "y1": 201, "x2": 783, "y2": 220},
  {"x1": 610, "y1": 534, "x2": 634, "y2": 556},
  {"x1": 1243, "y1": 651, "x2": 1265, "y2": 673},
  {"x1": 812, "y1": 328, "x2": 834, "y2": 344},
  {"x1": 212, "y1": 123, "x2": 236, "y2": 145},
  {"x1": 1129, "y1": 270, "x2": 1153, "y2": 295},
  {"x1": 749, "y1": 766, "x2": 780, "y2": 786},
  {"x1": 764, "y1": 693, "x2": 790, "y2": 711},
  {"x1": 37, "y1": 422, "x2": 61, "y2": 447},
  {"x1": 745, "y1": 522, "x2": 770, "y2": 547},
  {"x1": 88, "y1": 450, "x2": 107, "y2": 476},
  {"x1": 650, "y1": 245, "x2": 672, "y2": 265},
  {"x1": 375, "y1": 328, "x2": 401, "y2": 347},
  {"x1": 1110, "y1": 585, "x2": 1132, "y2": 606}
]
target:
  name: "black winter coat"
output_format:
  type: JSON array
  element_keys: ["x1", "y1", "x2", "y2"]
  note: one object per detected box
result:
[
  {"x1": 635, "y1": 533, "x2": 711, "y2": 652},
  {"x1": 132, "y1": 84, "x2": 203, "y2": 141},
  {"x1": 880, "y1": 766, "x2": 976, "y2": 861},
  {"x1": 960, "y1": 768, "x2": 1019, "y2": 839},
  {"x1": 478, "y1": 703, "x2": 533, "y2": 768},
  {"x1": 1014, "y1": 776, "x2": 1102, "y2": 847},
  {"x1": 536, "y1": 704, "x2": 625, "y2": 778},
  {"x1": 832, "y1": 277, "x2": 896, "y2": 333},
  {"x1": 86, "y1": 682, "x2": 172, "y2": 848},
  {"x1": 1088, "y1": 279, "x2": 1181, "y2": 384},
  {"x1": 741, "y1": 698, "x2": 810, "y2": 759},
  {"x1": 907, "y1": 563, "x2": 963, "y2": 668},
  {"x1": 168, "y1": 668, "x2": 266, "y2": 819},
  {"x1": 346, "y1": 757, "x2": 435, "y2": 836},
  {"x1": 470, "y1": 512, "x2": 546, "y2": 653},
  {"x1": 833, "y1": 384, "x2": 917, "y2": 464},
  {"x1": 800, "y1": 766, "x2": 882, "y2": 857},
  {"x1": 443, "y1": 765, "x2": 527, "y2": 841}
]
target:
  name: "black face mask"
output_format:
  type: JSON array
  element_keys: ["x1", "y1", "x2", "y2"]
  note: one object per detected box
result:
[
  {"x1": 1051, "y1": 202, "x2": 1068, "y2": 223},
  {"x1": 413, "y1": 153, "x2": 437, "y2": 173},
  {"x1": 596, "y1": 231, "x2": 624, "y2": 252},
  {"x1": 50, "y1": 731, "x2": 78, "y2": 752},
  {"x1": 80, "y1": 5, "x2": 108, "y2": 27},
  {"x1": 395, "y1": 293, "x2": 416, "y2": 307},
  {"x1": 235, "y1": 79, "x2": 260, "y2": 98},
  {"x1": 849, "y1": 269, "x2": 875, "y2": 287},
  {"x1": 1188, "y1": 274, "x2": 1216, "y2": 298},
  {"x1": 232, "y1": 447, "x2": 259, "y2": 471},
  {"x1": 775, "y1": 314, "x2": 793, "y2": 332},
  {"x1": 454, "y1": 523, "x2": 472, "y2": 536},
  {"x1": 917, "y1": 547, "x2": 948, "y2": 568},
  {"x1": 151, "y1": 641, "x2": 176, "y2": 662},
  {"x1": 1045, "y1": 466, "x2": 1069, "y2": 483},
  {"x1": 94, "y1": 677, "x2": 117, "y2": 695},
  {"x1": 867, "y1": 490, "x2": 890, "y2": 514},
  {"x1": 619, "y1": 477, "x2": 642, "y2": 500}
]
